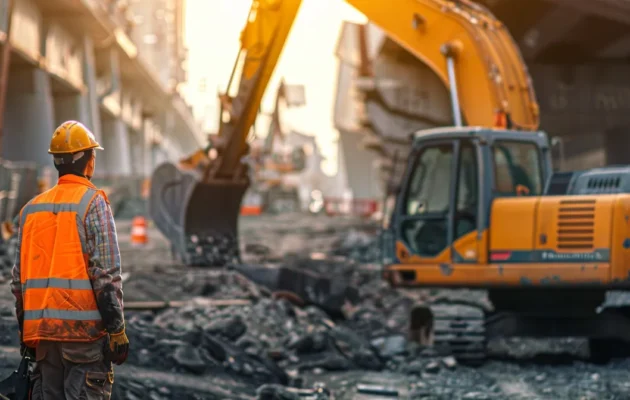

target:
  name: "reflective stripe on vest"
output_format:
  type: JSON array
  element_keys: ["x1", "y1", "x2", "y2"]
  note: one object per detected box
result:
[
  {"x1": 20, "y1": 183, "x2": 106, "y2": 346},
  {"x1": 24, "y1": 309, "x2": 102, "y2": 321}
]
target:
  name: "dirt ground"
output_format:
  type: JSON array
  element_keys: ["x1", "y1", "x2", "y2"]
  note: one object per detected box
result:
[{"x1": 1, "y1": 213, "x2": 630, "y2": 399}]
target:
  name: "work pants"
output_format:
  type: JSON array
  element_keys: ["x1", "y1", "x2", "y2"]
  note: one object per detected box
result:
[{"x1": 30, "y1": 338, "x2": 114, "y2": 400}]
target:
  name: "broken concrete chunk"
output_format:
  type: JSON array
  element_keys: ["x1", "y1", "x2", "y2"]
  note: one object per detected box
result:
[
  {"x1": 172, "y1": 345, "x2": 207, "y2": 374},
  {"x1": 441, "y1": 356, "x2": 457, "y2": 370},
  {"x1": 202, "y1": 315, "x2": 247, "y2": 340},
  {"x1": 424, "y1": 361, "x2": 441, "y2": 374}
]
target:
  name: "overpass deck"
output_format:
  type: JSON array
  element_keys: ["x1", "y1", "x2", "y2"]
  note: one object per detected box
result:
[
  {"x1": 478, "y1": 0, "x2": 630, "y2": 62},
  {"x1": 0, "y1": 0, "x2": 202, "y2": 178}
]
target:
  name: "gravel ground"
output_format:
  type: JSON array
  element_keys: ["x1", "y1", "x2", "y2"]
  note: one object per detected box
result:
[{"x1": 1, "y1": 214, "x2": 630, "y2": 399}]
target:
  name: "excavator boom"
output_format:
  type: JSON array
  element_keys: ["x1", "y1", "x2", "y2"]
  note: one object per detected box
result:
[{"x1": 346, "y1": 0, "x2": 539, "y2": 130}]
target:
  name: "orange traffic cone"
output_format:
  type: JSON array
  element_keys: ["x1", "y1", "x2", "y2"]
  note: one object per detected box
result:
[{"x1": 130, "y1": 216, "x2": 148, "y2": 246}]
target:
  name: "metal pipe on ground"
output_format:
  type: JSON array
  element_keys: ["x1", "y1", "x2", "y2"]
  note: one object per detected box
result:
[{"x1": 123, "y1": 298, "x2": 251, "y2": 311}]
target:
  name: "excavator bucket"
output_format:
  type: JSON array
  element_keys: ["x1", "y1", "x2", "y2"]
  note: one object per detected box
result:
[{"x1": 148, "y1": 162, "x2": 248, "y2": 266}]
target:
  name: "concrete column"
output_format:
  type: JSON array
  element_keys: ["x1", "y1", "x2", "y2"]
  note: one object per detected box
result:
[
  {"x1": 101, "y1": 117, "x2": 132, "y2": 176},
  {"x1": 142, "y1": 119, "x2": 156, "y2": 175},
  {"x1": 163, "y1": 110, "x2": 177, "y2": 162},
  {"x1": 81, "y1": 36, "x2": 102, "y2": 141},
  {"x1": 128, "y1": 128, "x2": 143, "y2": 176},
  {"x1": 2, "y1": 67, "x2": 55, "y2": 167},
  {"x1": 337, "y1": 130, "x2": 381, "y2": 199},
  {"x1": 54, "y1": 93, "x2": 90, "y2": 127},
  {"x1": 153, "y1": 145, "x2": 166, "y2": 166},
  {"x1": 149, "y1": 145, "x2": 157, "y2": 172}
]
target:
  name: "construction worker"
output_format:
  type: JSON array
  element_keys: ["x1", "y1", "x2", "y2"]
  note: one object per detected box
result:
[{"x1": 9, "y1": 121, "x2": 129, "y2": 399}]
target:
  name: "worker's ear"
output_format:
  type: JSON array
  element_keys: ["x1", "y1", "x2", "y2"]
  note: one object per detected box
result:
[{"x1": 84, "y1": 151, "x2": 96, "y2": 180}]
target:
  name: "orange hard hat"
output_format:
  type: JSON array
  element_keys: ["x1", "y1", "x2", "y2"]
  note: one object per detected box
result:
[{"x1": 48, "y1": 121, "x2": 104, "y2": 154}]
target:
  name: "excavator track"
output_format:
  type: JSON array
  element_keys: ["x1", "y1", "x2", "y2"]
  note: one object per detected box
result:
[
  {"x1": 431, "y1": 304, "x2": 487, "y2": 365},
  {"x1": 588, "y1": 292, "x2": 630, "y2": 362}
]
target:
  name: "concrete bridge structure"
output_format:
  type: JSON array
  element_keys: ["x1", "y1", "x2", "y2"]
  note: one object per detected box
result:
[{"x1": 0, "y1": 0, "x2": 202, "y2": 182}]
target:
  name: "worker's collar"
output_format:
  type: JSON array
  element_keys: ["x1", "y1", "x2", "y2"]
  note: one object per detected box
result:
[{"x1": 57, "y1": 174, "x2": 97, "y2": 189}]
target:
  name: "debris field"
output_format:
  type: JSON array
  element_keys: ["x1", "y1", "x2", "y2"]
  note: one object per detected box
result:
[{"x1": 1, "y1": 214, "x2": 630, "y2": 399}]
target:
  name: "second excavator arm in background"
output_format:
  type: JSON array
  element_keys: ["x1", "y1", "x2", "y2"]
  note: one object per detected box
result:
[
  {"x1": 149, "y1": 0, "x2": 542, "y2": 266},
  {"x1": 210, "y1": 0, "x2": 303, "y2": 183}
]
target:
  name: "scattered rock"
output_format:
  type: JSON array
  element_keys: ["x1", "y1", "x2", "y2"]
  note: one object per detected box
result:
[
  {"x1": 1, "y1": 214, "x2": 630, "y2": 399},
  {"x1": 424, "y1": 361, "x2": 441, "y2": 374},
  {"x1": 441, "y1": 356, "x2": 457, "y2": 370}
]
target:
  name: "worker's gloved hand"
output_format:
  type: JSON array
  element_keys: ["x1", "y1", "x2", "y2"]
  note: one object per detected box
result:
[
  {"x1": 106, "y1": 327, "x2": 129, "y2": 365},
  {"x1": 19, "y1": 342, "x2": 35, "y2": 359}
]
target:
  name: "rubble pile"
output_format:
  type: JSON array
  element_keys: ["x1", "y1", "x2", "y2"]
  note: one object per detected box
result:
[
  {"x1": 0, "y1": 302, "x2": 17, "y2": 347},
  {"x1": 184, "y1": 233, "x2": 241, "y2": 266},
  {"x1": 0, "y1": 236, "x2": 17, "y2": 282},
  {"x1": 328, "y1": 228, "x2": 381, "y2": 264},
  {"x1": 123, "y1": 293, "x2": 429, "y2": 386},
  {"x1": 2, "y1": 215, "x2": 630, "y2": 398},
  {"x1": 122, "y1": 267, "x2": 261, "y2": 303}
]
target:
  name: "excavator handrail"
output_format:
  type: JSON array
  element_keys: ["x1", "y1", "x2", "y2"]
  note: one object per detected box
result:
[{"x1": 345, "y1": 0, "x2": 540, "y2": 130}]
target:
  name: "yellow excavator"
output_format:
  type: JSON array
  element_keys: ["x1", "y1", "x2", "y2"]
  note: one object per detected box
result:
[
  {"x1": 149, "y1": 0, "x2": 630, "y2": 362},
  {"x1": 371, "y1": 1, "x2": 630, "y2": 363},
  {"x1": 149, "y1": 0, "x2": 538, "y2": 266}
]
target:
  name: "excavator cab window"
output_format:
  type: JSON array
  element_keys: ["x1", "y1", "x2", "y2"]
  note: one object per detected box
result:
[
  {"x1": 492, "y1": 141, "x2": 543, "y2": 197},
  {"x1": 400, "y1": 143, "x2": 453, "y2": 257},
  {"x1": 455, "y1": 140, "x2": 478, "y2": 240},
  {"x1": 405, "y1": 144, "x2": 452, "y2": 216}
]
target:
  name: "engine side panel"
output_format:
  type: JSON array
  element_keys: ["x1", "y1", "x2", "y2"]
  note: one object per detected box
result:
[
  {"x1": 386, "y1": 195, "x2": 630, "y2": 288},
  {"x1": 489, "y1": 197, "x2": 537, "y2": 255}
]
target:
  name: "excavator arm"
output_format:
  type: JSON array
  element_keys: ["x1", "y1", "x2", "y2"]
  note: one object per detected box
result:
[
  {"x1": 149, "y1": 0, "x2": 540, "y2": 266},
  {"x1": 214, "y1": 0, "x2": 303, "y2": 180},
  {"x1": 148, "y1": 0, "x2": 302, "y2": 266}
]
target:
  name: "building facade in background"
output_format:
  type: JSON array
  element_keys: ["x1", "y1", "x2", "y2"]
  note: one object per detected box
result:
[{"x1": 128, "y1": 0, "x2": 188, "y2": 95}]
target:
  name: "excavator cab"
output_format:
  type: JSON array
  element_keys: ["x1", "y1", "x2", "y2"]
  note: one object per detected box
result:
[{"x1": 382, "y1": 126, "x2": 552, "y2": 275}]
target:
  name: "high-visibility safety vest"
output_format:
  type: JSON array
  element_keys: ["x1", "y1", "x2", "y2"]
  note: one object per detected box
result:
[{"x1": 19, "y1": 174, "x2": 108, "y2": 347}]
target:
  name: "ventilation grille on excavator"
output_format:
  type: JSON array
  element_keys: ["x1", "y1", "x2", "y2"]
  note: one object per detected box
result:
[
  {"x1": 557, "y1": 199, "x2": 595, "y2": 250},
  {"x1": 548, "y1": 166, "x2": 630, "y2": 195},
  {"x1": 585, "y1": 176, "x2": 621, "y2": 193}
]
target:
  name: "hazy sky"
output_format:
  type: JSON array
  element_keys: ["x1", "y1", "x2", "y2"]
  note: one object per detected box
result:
[{"x1": 181, "y1": 0, "x2": 366, "y2": 174}]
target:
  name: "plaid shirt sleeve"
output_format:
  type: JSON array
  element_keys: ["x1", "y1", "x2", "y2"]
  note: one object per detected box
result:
[{"x1": 85, "y1": 193, "x2": 125, "y2": 333}]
